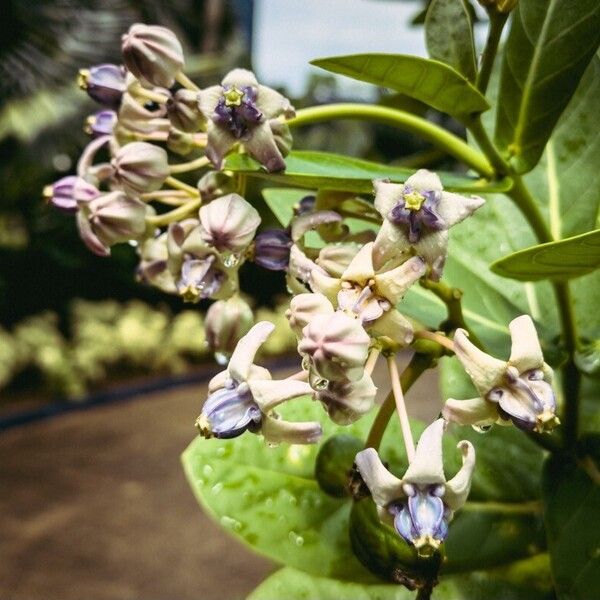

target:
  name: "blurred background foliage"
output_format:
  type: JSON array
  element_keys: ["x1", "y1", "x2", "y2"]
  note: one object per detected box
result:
[{"x1": 0, "y1": 0, "x2": 452, "y2": 401}]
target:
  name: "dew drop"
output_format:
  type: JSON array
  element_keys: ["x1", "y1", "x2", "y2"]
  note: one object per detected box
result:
[
  {"x1": 214, "y1": 351, "x2": 230, "y2": 366},
  {"x1": 202, "y1": 464, "x2": 214, "y2": 477},
  {"x1": 314, "y1": 378, "x2": 329, "y2": 391},
  {"x1": 288, "y1": 531, "x2": 304, "y2": 546},
  {"x1": 224, "y1": 253, "x2": 241, "y2": 268},
  {"x1": 216, "y1": 446, "x2": 226, "y2": 457},
  {"x1": 211, "y1": 482, "x2": 224, "y2": 495},
  {"x1": 220, "y1": 515, "x2": 241, "y2": 530},
  {"x1": 265, "y1": 497, "x2": 274, "y2": 508}
]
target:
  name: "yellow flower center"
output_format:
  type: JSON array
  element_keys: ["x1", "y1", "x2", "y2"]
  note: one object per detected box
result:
[
  {"x1": 403, "y1": 190, "x2": 426, "y2": 211},
  {"x1": 223, "y1": 86, "x2": 244, "y2": 107},
  {"x1": 179, "y1": 284, "x2": 201, "y2": 303}
]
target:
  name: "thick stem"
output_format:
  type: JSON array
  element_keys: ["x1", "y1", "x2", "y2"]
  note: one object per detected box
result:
[
  {"x1": 288, "y1": 104, "x2": 494, "y2": 178},
  {"x1": 388, "y1": 355, "x2": 416, "y2": 462},
  {"x1": 175, "y1": 71, "x2": 200, "y2": 91},
  {"x1": 365, "y1": 347, "x2": 380, "y2": 376},
  {"x1": 146, "y1": 198, "x2": 201, "y2": 227},
  {"x1": 169, "y1": 155, "x2": 210, "y2": 174},
  {"x1": 365, "y1": 353, "x2": 434, "y2": 450},
  {"x1": 476, "y1": 11, "x2": 509, "y2": 95},
  {"x1": 413, "y1": 330, "x2": 455, "y2": 352}
]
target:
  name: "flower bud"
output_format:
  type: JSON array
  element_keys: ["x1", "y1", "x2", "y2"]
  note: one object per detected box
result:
[
  {"x1": 166, "y1": 128, "x2": 195, "y2": 156},
  {"x1": 76, "y1": 191, "x2": 148, "y2": 256},
  {"x1": 205, "y1": 296, "x2": 254, "y2": 363},
  {"x1": 197, "y1": 171, "x2": 235, "y2": 202},
  {"x1": 43, "y1": 176, "x2": 100, "y2": 212},
  {"x1": 295, "y1": 195, "x2": 316, "y2": 216},
  {"x1": 253, "y1": 229, "x2": 292, "y2": 271},
  {"x1": 136, "y1": 231, "x2": 177, "y2": 293},
  {"x1": 298, "y1": 311, "x2": 370, "y2": 382},
  {"x1": 167, "y1": 89, "x2": 205, "y2": 132},
  {"x1": 111, "y1": 141, "x2": 169, "y2": 196},
  {"x1": 316, "y1": 243, "x2": 361, "y2": 278},
  {"x1": 117, "y1": 92, "x2": 170, "y2": 135},
  {"x1": 121, "y1": 23, "x2": 184, "y2": 88},
  {"x1": 286, "y1": 293, "x2": 334, "y2": 338},
  {"x1": 78, "y1": 64, "x2": 126, "y2": 108},
  {"x1": 85, "y1": 110, "x2": 117, "y2": 137},
  {"x1": 199, "y1": 193, "x2": 261, "y2": 253}
]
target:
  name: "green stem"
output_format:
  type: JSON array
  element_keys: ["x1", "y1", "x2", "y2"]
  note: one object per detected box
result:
[
  {"x1": 365, "y1": 353, "x2": 434, "y2": 450},
  {"x1": 164, "y1": 176, "x2": 199, "y2": 196},
  {"x1": 146, "y1": 197, "x2": 201, "y2": 227},
  {"x1": 476, "y1": 11, "x2": 509, "y2": 95},
  {"x1": 169, "y1": 155, "x2": 210, "y2": 174},
  {"x1": 288, "y1": 104, "x2": 494, "y2": 178},
  {"x1": 468, "y1": 116, "x2": 510, "y2": 177}
]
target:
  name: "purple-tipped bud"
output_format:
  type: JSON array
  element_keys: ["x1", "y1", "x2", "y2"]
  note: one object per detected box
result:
[
  {"x1": 167, "y1": 89, "x2": 205, "y2": 132},
  {"x1": 296, "y1": 195, "x2": 316, "y2": 215},
  {"x1": 111, "y1": 141, "x2": 169, "y2": 196},
  {"x1": 78, "y1": 64, "x2": 126, "y2": 108},
  {"x1": 205, "y1": 296, "x2": 254, "y2": 362},
  {"x1": 253, "y1": 229, "x2": 292, "y2": 271},
  {"x1": 43, "y1": 176, "x2": 100, "y2": 212},
  {"x1": 85, "y1": 110, "x2": 117, "y2": 137},
  {"x1": 121, "y1": 23, "x2": 184, "y2": 88}
]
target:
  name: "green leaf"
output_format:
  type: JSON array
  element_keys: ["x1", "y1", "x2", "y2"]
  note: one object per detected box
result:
[
  {"x1": 425, "y1": 0, "x2": 477, "y2": 82},
  {"x1": 226, "y1": 151, "x2": 491, "y2": 194},
  {"x1": 490, "y1": 229, "x2": 600, "y2": 282},
  {"x1": 248, "y1": 567, "x2": 553, "y2": 600},
  {"x1": 262, "y1": 188, "x2": 307, "y2": 227},
  {"x1": 495, "y1": 0, "x2": 600, "y2": 173},
  {"x1": 542, "y1": 439, "x2": 600, "y2": 599},
  {"x1": 310, "y1": 54, "x2": 489, "y2": 120}
]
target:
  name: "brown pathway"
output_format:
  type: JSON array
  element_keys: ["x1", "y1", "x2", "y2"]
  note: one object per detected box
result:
[{"x1": 0, "y1": 359, "x2": 439, "y2": 600}]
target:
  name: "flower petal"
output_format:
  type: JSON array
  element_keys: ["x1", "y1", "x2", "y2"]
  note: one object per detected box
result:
[
  {"x1": 243, "y1": 121, "x2": 286, "y2": 172},
  {"x1": 197, "y1": 85, "x2": 222, "y2": 117},
  {"x1": 367, "y1": 308, "x2": 414, "y2": 346},
  {"x1": 444, "y1": 440, "x2": 476, "y2": 511},
  {"x1": 442, "y1": 397, "x2": 499, "y2": 426},
  {"x1": 310, "y1": 269, "x2": 342, "y2": 303},
  {"x1": 412, "y1": 229, "x2": 449, "y2": 280},
  {"x1": 437, "y1": 192, "x2": 484, "y2": 228},
  {"x1": 248, "y1": 379, "x2": 313, "y2": 412},
  {"x1": 374, "y1": 256, "x2": 426, "y2": 304},
  {"x1": 453, "y1": 329, "x2": 506, "y2": 395},
  {"x1": 228, "y1": 321, "x2": 275, "y2": 382},
  {"x1": 355, "y1": 448, "x2": 405, "y2": 508},
  {"x1": 373, "y1": 179, "x2": 403, "y2": 216},
  {"x1": 257, "y1": 84, "x2": 295, "y2": 119},
  {"x1": 341, "y1": 242, "x2": 376, "y2": 285},
  {"x1": 372, "y1": 219, "x2": 411, "y2": 270},
  {"x1": 222, "y1": 68, "x2": 259, "y2": 89},
  {"x1": 260, "y1": 414, "x2": 322, "y2": 445},
  {"x1": 205, "y1": 122, "x2": 236, "y2": 170},
  {"x1": 403, "y1": 418, "x2": 446, "y2": 486},
  {"x1": 508, "y1": 315, "x2": 544, "y2": 373},
  {"x1": 405, "y1": 169, "x2": 443, "y2": 193}
]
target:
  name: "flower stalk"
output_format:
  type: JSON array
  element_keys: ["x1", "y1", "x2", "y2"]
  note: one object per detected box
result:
[{"x1": 388, "y1": 354, "x2": 416, "y2": 462}]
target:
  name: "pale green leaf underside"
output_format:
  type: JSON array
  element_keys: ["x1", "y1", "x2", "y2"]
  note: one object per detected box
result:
[
  {"x1": 491, "y1": 229, "x2": 600, "y2": 281},
  {"x1": 495, "y1": 0, "x2": 600, "y2": 173},
  {"x1": 225, "y1": 150, "x2": 494, "y2": 194},
  {"x1": 425, "y1": 0, "x2": 477, "y2": 82},
  {"x1": 310, "y1": 54, "x2": 489, "y2": 119}
]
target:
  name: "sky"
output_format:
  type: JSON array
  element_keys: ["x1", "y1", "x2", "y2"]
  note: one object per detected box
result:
[{"x1": 253, "y1": 0, "x2": 428, "y2": 97}]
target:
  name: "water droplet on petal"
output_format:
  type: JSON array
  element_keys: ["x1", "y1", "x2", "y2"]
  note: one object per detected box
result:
[
  {"x1": 211, "y1": 482, "x2": 224, "y2": 495},
  {"x1": 472, "y1": 424, "x2": 493, "y2": 434},
  {"x1": 224, "y1": 253, "x2": 241, "y2": 268},
  {"x1": 202, "y1": 464, "x2": 214, "y2": 477},
  {"x1": 214, "y1": 351, "x2": 230, "y2": 366}
]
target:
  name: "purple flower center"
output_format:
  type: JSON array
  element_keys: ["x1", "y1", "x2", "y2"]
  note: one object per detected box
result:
[
  {"x1": 213, "y1": 85, "x2": 262, "y2": 139},
  {"x1": 177, "y1": 255, "x2": 225, "y2": 302},
  {"x1": 388, "y1": 186, "x2": 444, "y2": 243}
]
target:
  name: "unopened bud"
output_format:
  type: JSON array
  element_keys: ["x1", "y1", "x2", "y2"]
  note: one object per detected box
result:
[
  {"x1": 286, "y1": 293, "x2": 334, "y2": 338},
  {"x1": 205, "y1": 296, "x2": 254, "y2": 362},
  {"x1": 167, "y1": 128, "x2": 195, "y2": 156},
  {"x1": 112, "y1": 141, "x2": 169, "y2": 196},
  {"x1": 117, "y1": 92, "x2": 170, "y2": 135},
  {"x1": 121, "y1": 23, "x2": 184, "y2": 88},
  {"x1": 167, "y1": 89, "x2": 205, "y2": 132},
  {"x1": 197, "y1": 171, "x2": 235, "y2": 202},
  {"x1": 43, "y1": 176, "x2": 100, "y2": 212},
  {"x1": 78, "y1": 64, "x2": 126, "y2": 108},
  {"x1": 253, "y1": 229, "x2": 292, "y2": 271}
]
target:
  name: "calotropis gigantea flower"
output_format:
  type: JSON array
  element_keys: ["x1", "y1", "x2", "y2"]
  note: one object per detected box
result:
[
  {"x1": 356, "y1": 419, "x2": 475, "y2": 557},
  {"x1": 166, "y1": 219, "x2": 238, "y2": 302},
  {"x1": 121, "y1": 24, "x2": 184, "y2": 88},
  {"x1": 136, "y1": 231, "x2": 177, "y2": 294},
  {"x1": 197, "y1": 322, "x2": 322, "y2": 444},
  {"x1": 311, "y1": 242, "x2": 426, "y2": 346},
  {"x1": 76, "y1": 191, "x2": 150, "y2": 256},
  {"x1": 443, "y1": 315, "x2": 559, "y2": 434},
  {"x1": 198, "y1": 68, "x2": 295, "y2": 172},
  {"x1": 78, "y1": 64, "x2": 127, "y2": 108},
  {"x1": 44, "y1": 176, "x2": 100, "y2": 213},
  {"x1": 298, "y1": 310, "x2": 371, "y2": 383},
  {"x1": 372, "y1": 171, "x2": 484, "y2": 279},
  {"x1": 198, "y1": 193, "x2": 261, "y2": 254}
]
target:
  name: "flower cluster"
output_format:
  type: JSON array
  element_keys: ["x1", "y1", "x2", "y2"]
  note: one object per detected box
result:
[{"x1": 44, "y1": 22, "x2": 563, "y2": 564}]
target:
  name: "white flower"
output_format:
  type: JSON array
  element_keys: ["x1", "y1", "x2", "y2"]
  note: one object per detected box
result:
[
  {"x1": 197, "y1": 322, "x2": 322, "y2": 444},
  {"x1": 443, "y1": 315, "x2": 559, "y2": 433},
  {"x1": 356, "y1": 419, "x2": 475, "y2": 557},
  {"x1": 372, "y1": 171, "x2": 484, "y2": 279}
]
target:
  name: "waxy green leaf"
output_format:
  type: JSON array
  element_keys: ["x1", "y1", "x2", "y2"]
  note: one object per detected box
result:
[
  {"x1": 495, "y1": 0, "x2": 600, "y2": 173},
  {"x1": 225, "y1": 150, "x2": 492, "y2": 194},
  {"x1": 542, "y1": 439, "x2": 600, "y2": 599},
  {"x1": 425, "y1": 0, "x2": 477, "y2": 82},
  {"x1": 490, "y1": 229, "x2": 600, "y2": 282},
  {"x1": 310, "y1": 54, "x2": 489, "y2": 119}
]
